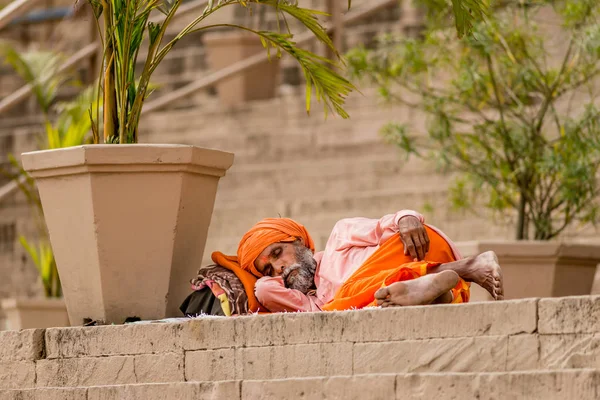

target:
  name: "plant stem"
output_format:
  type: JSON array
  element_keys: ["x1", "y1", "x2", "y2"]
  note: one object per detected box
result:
[
  {"x1": 102, "y1": 0, "x2": 117, "y2": 142},
  {"x1": 516, "y1": 191, "x2": 526, "y2": 240}
]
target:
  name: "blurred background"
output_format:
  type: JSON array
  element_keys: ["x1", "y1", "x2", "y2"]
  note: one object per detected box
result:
[{"x1": 0, "y1": 0, "x2": 598, "y2": 328}]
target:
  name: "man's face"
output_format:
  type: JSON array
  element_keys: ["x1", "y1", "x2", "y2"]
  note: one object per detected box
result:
[{"x1": 254, "y1": 240, "x2": 317, "y2": 293}]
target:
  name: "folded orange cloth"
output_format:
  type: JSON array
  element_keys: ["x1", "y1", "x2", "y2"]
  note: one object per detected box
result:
[{"x1": 321, "y1": 226, "x2": 470, "y2": 311}]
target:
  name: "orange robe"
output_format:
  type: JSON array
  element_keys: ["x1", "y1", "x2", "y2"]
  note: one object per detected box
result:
[{"x1": 321, "y1": 226, "x2": 470, "y2": 311}]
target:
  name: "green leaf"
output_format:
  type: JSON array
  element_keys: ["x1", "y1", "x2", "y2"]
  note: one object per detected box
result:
[
  {"x1": 0, "y1": 45, "x2": 73, "y2": 115},
  {"x1": 451, "y1": 0, "x2": 489, "y2": 38},
  {"x1": 258, "y1": 31, "x2": 354, "y2": 118},
  {"x1": 148, "y1": 22, "x2": 162, "y2": 47},
  {"x1": 87, "y1": 0, "x2": 104, "y2": 19},
  {"x1": 353, "y1": 0, "x2": 600, "y2": 239}
]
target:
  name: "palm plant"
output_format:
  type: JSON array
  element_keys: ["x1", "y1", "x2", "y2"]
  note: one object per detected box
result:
[
  {"x1": 85, "y1": 0, "x2": 356, "y2": 144},
  {"x1": 0, "y1": 46, "x2": 97, "y2": 297}
]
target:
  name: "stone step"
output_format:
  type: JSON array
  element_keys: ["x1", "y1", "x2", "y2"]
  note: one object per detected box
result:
[
  {"x1": 1, "y1": 369, "x2": 599, "y2": 400},
  {"x1": 2, "y1": 297, "x2": 600, "y2": 389}
]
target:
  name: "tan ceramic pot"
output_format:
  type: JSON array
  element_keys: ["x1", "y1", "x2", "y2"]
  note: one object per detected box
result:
[
  {"x1": 21, "y1": 145, "x2": 234, "y2": 325},
  {"x1": 1, "y1": 298, "x2": 69, "y2": 330},
  {"x1": 457, "y1": 241, "x2": 600, "y2": 301},
  {"x1": 203, "y1": 30, "x2": 280, "y2": 106}
]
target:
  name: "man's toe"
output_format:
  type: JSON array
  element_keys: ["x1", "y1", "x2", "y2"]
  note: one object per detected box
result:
[{"x1": 374, "y1": 287, "x2": 390, "y2": 300}]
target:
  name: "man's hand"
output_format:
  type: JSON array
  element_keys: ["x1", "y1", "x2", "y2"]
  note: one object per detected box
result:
[{"x1": 398, "y1": 216, "x2": 429, "y2": 261}]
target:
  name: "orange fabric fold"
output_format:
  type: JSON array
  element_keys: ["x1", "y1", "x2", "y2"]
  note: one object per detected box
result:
[
  {"x1": 321, "y1": 226, "x2": 470, "y2": 311},
  {"x1": 211, "y1": 251, "x2": 263, "y2": 313},
  {"x1": 237, "y1": 218, "x2": 315, "y2": 277}
]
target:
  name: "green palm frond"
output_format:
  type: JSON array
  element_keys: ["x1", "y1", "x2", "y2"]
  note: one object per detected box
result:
[
  {"x1": 260, "y1": 31, "x2": 354, "y2": 118},
  {"x1": 19, "y1": 236, "x2": 61, "y2": 298},
  {"x1": 50, "y1": 85, "x2": 100, "y2": 148},
  {"x1": 88, "y1": 0, "x2": 355, "y2": 144},
  {"x1": 0, "y1": 45, "x2": 72, "y2": 114},
  {"x1": 451, "y1": 0, "x2": 489, "y2": 38}
]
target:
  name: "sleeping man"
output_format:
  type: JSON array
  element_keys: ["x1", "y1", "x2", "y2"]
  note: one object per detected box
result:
[{"x1": 211, "y1": 210, "x2": 503, "y2": 313}]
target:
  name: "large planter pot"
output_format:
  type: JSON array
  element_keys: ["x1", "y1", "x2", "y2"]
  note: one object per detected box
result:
[
  {"x1": 203, "y1": 31, "x2": 280, "y2": 106},
  {"x1": 457, "y1": 241, "x2": 600, "y2": 300},
  {"x1": 21, "y1": 145, "x2": 234, "y2": 325},
  {"x1": 1, "y1": 298, "x2": 69, "y2": 330}
]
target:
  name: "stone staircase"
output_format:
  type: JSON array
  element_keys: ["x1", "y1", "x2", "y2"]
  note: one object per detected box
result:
[{"x1": 1, "y1": 295, "x2": 600, "y2": 399}]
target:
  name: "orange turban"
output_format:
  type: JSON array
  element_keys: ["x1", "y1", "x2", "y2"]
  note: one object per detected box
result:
[
  {"x1": 237, "y1": 218, "x2": 315, "y2": 277},
  {"x1": 211, "y1": 218, "x2": 315, "y2": 314}
]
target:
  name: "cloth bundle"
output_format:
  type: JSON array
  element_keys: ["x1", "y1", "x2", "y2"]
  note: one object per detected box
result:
[{"x1": 182, "y1": 264, "x2": 249, "y2": 316}]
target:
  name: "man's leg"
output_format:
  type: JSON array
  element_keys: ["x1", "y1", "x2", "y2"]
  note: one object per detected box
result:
[
  {"x1": 375, "y1": 270, "x2": 459, "y2": 307},
  {"x1": 374, "y1": 251, "x2": 504, "y2": 307},
  {"x1": 427, "y1": 251, "x2": 504, "y2": 300}
]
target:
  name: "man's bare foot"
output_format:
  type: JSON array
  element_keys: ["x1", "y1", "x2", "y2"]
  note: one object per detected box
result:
[
  {"x1": 462, "y1": 251, "x2": 504, "y2": 300},
  {"x1": 432, "y1": 290, "x2": 454, "y2": 304},
  {"x1": 374, "y1": 270, "x2": 460, "y2": 307}
]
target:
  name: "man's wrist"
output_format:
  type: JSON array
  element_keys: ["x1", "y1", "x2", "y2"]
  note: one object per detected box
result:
[{"x1": 395, "y1": 213, "x2": 421, "y2": 227}]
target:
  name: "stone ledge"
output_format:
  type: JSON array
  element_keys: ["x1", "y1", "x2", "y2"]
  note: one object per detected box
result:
[
  {"x1": 3, "y1": 296, "x2": 600, "y2": 389},
  {"x1": 1, "y1": 370, "x2": 598, "y2": 400},
  {"x1": 0, "y1": 362, "x2": 35, "y2": 390},
  {"x1": 539, "y1": 295, "x2": 600, "y2": 334},
  {"x1": 28, "y1": 332, "x2": 600, "y2": 386},
  {"x1": 0, "y1": 330, "x2": 44, "y2": 362},
  {"x1": 0, "y1": 382, "x2": 239, "y2": 400},
  {"x1": 353, "y1": 336, "x2": 509, "y2": 374},
  {"x1": 394, "y1": 369, "x2": 600, "y2": 400},
  {"x1": 35, "y1": 353, "x2": 184, "y2": 388},
  {"x1": 44, "y1": 322, "x2": 186, "y2": 359},
  {"x1": 45, "y1": 299, "x2": 538, "y2": 359}
]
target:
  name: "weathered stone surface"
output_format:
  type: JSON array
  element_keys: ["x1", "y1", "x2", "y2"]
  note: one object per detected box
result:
[
  {"x1": 133, "y1": 353, "x2": 184, "y2": 383},
  {"x1": 0, "y1": 362, "x2": 35, "y2": 390},
  {"x1": 539, "y1": 296, "x2": 600, "y2": 334},
  {"x1": 86, "y1": 382, "x2": 240, "y2": 400},
  {"x1": 186, "y1": 299, "x2": 537, "y2": 350},
  {"x1": 352, "y1": 299, "x2": 537, "y2": 342},
  {"x1": 180, "y1": 317, "x2": 237, "y2": 351},
  {"x1": 185, "y1": 348, "x2": 235, "y2": 382},
  {"x1": 354, "y1": 336, "x2": 508, "y2": 374},
  {"x1": 540, "y1": 334, "x2": 600, "y2": 369},
  {"x1": 36, "y1": 356, "x2": 136, "y2": 387},
  {"x1": 395, "y1": 369, "x2": 600, "y2": 400},
  {"x1": 507, "y1": 335, "x2": 540, "y2": 371},
  {"x1": 242, "y1": 377, "x2": 326, "y2": 400},
  {"x1": 323, "y1": 375, "x2": 396, "y2": 400},
  {"x1": 0, "y1": 330, "x2": 44, "y2": 362},
  {"x1": 44, "y1": 299, "x2": 540, "y2": 362},
  {"x1": 235, "y1": 311, "x2": 360, "y2": 347},
  {"x1": 496, "y1": 369, "x2": 600, "y2": 399},
  {"x1": 0, "y1": 388, "x2": 87, "y2": 400},
  {"x1": 241, "y1": 375, "x2": 396, "y2": 400},
  {"x1": 45, "y1": 323, "x2": 185, "y2": 359},
  {"x1": 236, "y1": 343, "x2": 353, "y2": 380}
]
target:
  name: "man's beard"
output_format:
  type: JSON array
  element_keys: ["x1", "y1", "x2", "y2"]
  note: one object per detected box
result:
[{"x1": 281, "y1": 244, "x2": 317, "y2": 294}]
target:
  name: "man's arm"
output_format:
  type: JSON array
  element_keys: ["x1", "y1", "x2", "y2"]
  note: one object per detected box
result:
[
  {"x1": 328, "y1": 210, "x2": 424, "y2": 249},
  {"x1": 325, "y1": 210, "x2": 434, "y2": 260},
  {"x1": 255, "y1": 276, "x2": 322, "y2": 313}
]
